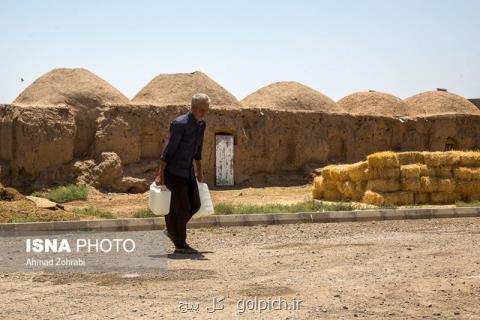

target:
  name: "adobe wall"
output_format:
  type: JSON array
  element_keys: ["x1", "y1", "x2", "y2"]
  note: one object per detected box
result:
[
  {"x1": 1, "y1": 103, "x2": 479, "y2": 191},
  {"x1": 0, "y1": 105, "x2": 76, "y2": 188},
  {"x1": 93, "y1": 105, "x2": 480, "y2": 187}
]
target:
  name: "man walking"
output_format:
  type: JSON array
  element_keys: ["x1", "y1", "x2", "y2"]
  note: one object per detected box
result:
[{"x1": 155, "y1": 93, "x2": 209, "y2": 254}]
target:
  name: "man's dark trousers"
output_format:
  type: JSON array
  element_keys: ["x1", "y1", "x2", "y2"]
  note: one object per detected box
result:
[{"x1": 164, "y1": 169, "x2": 201, "y2": 248}]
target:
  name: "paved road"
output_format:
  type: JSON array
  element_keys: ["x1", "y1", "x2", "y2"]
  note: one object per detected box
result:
[{"x1": 1, "y1": 217, "x2": 480, "y2": 319}]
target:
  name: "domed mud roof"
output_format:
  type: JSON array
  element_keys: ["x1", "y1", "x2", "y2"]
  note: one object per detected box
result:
[
  {"x1": 405, "y1": 90, "x2": 480, "y2": 116},
  {"x1": 241, "y1": 81, "x2": 341, "y2": 112},
  {"x1": 13, "y1": 68, "x2": 129, "y2": 108},
  {"x1": 132, "y1": 71, "x2": 240, "y2": 107},
  {"x1": 337, "y1": 91, "x2": 411, "y2": 117}
]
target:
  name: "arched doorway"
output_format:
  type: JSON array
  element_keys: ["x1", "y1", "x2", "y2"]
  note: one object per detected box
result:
[{"x1": 444, "y1": 137, "x2": 456, "y2": 151}]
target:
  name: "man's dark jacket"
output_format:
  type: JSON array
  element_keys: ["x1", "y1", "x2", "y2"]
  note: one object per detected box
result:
[{"x1": 160, "y1": 110, "x2": 206, "y2": 180}]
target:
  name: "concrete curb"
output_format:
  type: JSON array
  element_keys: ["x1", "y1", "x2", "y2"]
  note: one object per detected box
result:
[{"x1": 1, "y1": 207, "x2": 480, "y2": 234}]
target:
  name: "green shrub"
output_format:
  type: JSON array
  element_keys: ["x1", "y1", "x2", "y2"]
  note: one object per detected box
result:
[
  {"x1": 12, "y1": 215, "x2": 38, "y2": 223},
  {"x1": 132, "y1": 208, "x2": 157, "y2": 218},
  {"x1": 214, "y1": 200, "x2": 355, "y2": 215},
  {"x1": 456, "y1": 200, "x2": 480, "y2": 207},
  {"x1": 73, "y1": 206, "x2": 115, "y2": 219},
  {"x1": 31, "y1": 184, "x2": 88, "y2": 203}
]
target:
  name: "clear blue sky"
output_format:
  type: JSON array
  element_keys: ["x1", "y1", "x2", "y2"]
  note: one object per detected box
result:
[{"x1": 1, "y1": 0, "x2": 479, "y2": 103}]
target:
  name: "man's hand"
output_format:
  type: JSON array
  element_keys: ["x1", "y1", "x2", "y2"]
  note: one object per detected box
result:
[
  {"x1": 155, "y1": 160, "x2": 167, "y2": 186},
  {"x1": 154, "y1": 173, "x2": 164, "y2": 186},
  {"x1": 195, "y1": 159, "x2": 203, "y2": 182}
]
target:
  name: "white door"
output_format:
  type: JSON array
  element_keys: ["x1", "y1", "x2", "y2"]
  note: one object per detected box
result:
[{"x1": 215, "y1": 134, "x2": 234, "y2": 186}]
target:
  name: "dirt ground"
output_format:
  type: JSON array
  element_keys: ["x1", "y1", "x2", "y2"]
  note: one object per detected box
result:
[
  {"x1": 63, "y1": 184, "x2": 315, "y2": 217},
  {"x1": 62, "y1": 184, "x2": 454, "y2": 218},
  {"x1": 1, "y1": 217, "x2": 479, "y2": 319}
]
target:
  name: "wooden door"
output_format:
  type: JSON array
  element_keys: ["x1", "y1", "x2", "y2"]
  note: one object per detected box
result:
[{"x1": 215, "y1": 134, "x2": 234, "y2": 186}]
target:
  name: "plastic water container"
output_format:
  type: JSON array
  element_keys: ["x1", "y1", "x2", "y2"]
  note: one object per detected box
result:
[
  {"x1": 194, "y1": 180, "x2": 214, "y2": 218},
  {"x1": 148, "y1": 182, "x2": 171, "y2": 216}
]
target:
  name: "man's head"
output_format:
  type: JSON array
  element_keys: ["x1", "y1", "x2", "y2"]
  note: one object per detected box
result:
[{"x1": 191, "y1": 93, "x2": 210, "y2": 121}]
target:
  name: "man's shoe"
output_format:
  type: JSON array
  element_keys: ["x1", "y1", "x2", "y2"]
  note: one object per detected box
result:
[{"x1": 173, "y1": 244, "x2": 199, "y2": 254}]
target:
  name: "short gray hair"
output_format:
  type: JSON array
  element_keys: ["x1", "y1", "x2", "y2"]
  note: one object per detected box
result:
[{"x1": 191, "y1": 93, "x2": 210, "y2": 107}]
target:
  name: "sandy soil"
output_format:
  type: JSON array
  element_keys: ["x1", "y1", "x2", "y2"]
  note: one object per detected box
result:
[
  {"x1": 63, "y1": 184, "x2": 315, "y2": 218},
  {"x1": 1, "y1": 217, "x2": 479, "y2": 319},
  {"x1": 62, "y1": 184, "x2": 454, "y2": 218}
]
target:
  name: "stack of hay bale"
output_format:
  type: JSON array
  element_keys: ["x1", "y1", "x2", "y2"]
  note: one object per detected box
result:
[
  {"x1": 312, "y1": 151, "x2": 480, "y2": 205},
  {"x1": 313, "y1": 161, "x2": 368, "y2": 202}
]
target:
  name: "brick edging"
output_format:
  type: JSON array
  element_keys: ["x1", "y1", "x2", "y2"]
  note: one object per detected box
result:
[{"x1": 1, "y1": 207, "x2": 479, "y2": 234}]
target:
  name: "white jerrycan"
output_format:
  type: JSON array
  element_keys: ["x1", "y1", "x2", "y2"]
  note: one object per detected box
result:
[
  {"x1": 194, "y1": 179, "x2": 215, "y2": 218},
  {"x1": 148, "y1": 182, "x2": 171, "y2": 216}
]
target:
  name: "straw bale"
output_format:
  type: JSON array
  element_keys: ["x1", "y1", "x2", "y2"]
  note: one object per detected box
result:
[
  {"x1": 397, "y1": 152, "x2": 424, "y2": 165},
  {"x1": 363, "y1": 190, "x2": 413, "y2": 205},
  {"x1": 367, "y1": 179, "x2": 401, "y2": 192},
  {"x1": 368, "y1": 167, "x2": 400, "y2": 179},
  {"x1": 312, "y1": 176, "x2": 324, "y2": 199},
  {"x1": 458, "y1": 151, "x2": 480, "y2": 167},
  {"x1": 454, "y1": 167, "x2": 480, "y2": 181},
  {"x1": 438, "y1": 178, "x2": 455, "y2": 193},
  {"x1": 401, "y1": 177, "x2": 421, "y2": 191},
  {"x1": 362, "y1": 190, "x2": 385, "y2": 206},
  {"x1": 420, "y1": 176, "x2": 438, "y2": 192},
  {"x1": 434, "y1": 166, "x2": 453, "y2": 178},
  {"x1": 323, "y1": 189, "x2": 343, "y2": 201},
  {"x1": 419, "y1": 165, "x2": 436, "y2": 176},
  {"x1": 386, "y1": 191, "x2": 414, "y2": 205},
  {"x1": 400, "y1": 164, "x2": 422, "y2": 178},
  {"x1": 455, "y1": 180, "x2": 480, "y2": 195},
  {"x1": 367, "y1": 151, "x2": 400, "y2": 168},
  {"x1": 336, "y1": 181, "x2": 355, "y2": 198},
  {"x1": 321, "y1": 165, "x2": 349, "y2": 181},
  {"x1": 423, "y1": 151, "x2": 460, "y2": 166},
  {"x1": 430, "y1": 192, "x2": 460, "y2": 204},
  {"x1": 347, "y1": 161, "x2": 369, "y2": 181},
  {"x1": 414, "y1": 192, "x2": 430, "y2": 204},
  {"x1": 420, "y1": 177, "x2": 455, "y2": 193},
  {"x1": 324, "y1": 180, "x2": 339, "y2": 191}
]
